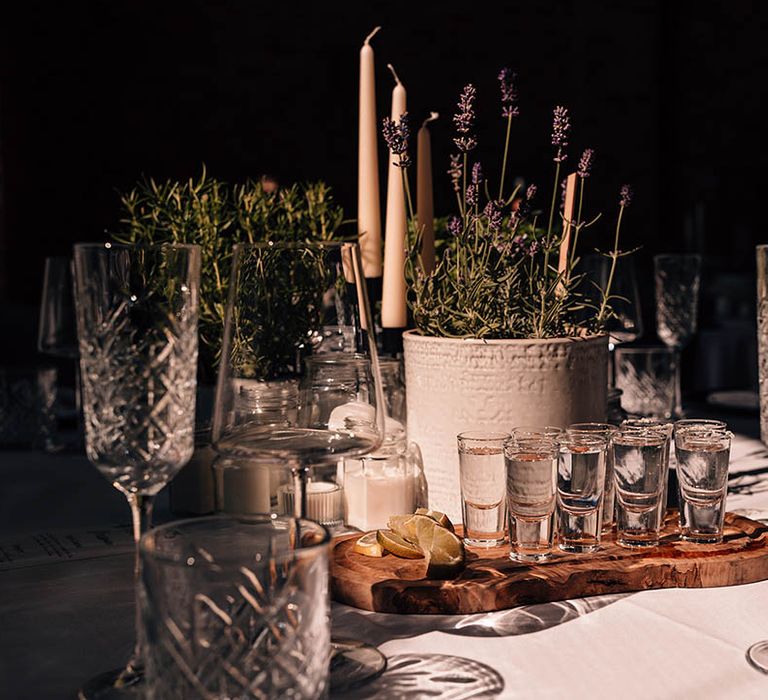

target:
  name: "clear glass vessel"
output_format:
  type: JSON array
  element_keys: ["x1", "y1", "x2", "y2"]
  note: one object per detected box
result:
[{"x1": 73, "y1": 242, "x2": 200, "y2": 697}]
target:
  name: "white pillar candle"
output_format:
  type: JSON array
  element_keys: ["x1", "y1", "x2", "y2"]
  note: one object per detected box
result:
[
  {"x1": 381, "y1": 64, "x2": 408, "y2": 329},
  {"x1": 357, "y1": 27, "x2": 383, "y2": 279}
]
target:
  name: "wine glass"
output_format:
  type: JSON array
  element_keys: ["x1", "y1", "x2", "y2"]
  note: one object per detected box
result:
[
  {"x1": 211, "y1": 240, "x2": 387, "y2": 691},
  {"x1": 37, "y1": 256, "x2": 80, "y2": 451},
  {"x1": 577, "y1": 254, "x2": 643, "y2": 386},
  {"x1": 654, "y1": 253, "x2": 702, "y2": 418},
  {"x1": 73, "y1": 242, "x2": 200, "y2": 697}
]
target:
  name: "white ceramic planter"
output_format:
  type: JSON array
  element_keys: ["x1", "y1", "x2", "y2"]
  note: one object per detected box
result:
[{"x1": 403, "y1": 331, "x2": 608, "y2": 522}]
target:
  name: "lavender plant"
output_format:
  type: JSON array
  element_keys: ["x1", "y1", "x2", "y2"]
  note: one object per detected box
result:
[{"x1": 382, "y1": 70, "x2": 632, "y2": 340}]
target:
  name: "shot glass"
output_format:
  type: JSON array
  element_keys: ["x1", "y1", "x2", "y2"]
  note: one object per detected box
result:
[
  {"x1": 511, "y1": 425, "x2": 563, "y2": 440},
  {"x1": 613, "y1": 429, "x2": 668, "y2": 548},
  {"x1": 504, "y1": 437, "x2": 558, "y2": 562},
  {"x1": 567, "y1": 423, "x2": 617, "y2": 532},
  {"x1": 457, "y1": 431, "x2": 510, "y2": 547},
  {"x1": 674, "y1": 427, "x2": 732, "y2": 543},
  {"x1": 557, "y1": 434, "x2": 607, "y2": 553},
  {"x1": 622, "y1": 417, "x2": 673, "y2": 524}
]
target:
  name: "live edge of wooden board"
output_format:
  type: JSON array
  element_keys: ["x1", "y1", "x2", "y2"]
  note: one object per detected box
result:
[{"x1": 330, "y1": 511, "x2": 768, "y2": 615}]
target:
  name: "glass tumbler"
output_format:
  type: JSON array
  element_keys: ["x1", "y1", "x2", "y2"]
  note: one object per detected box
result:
[
  {"x1": 613, "y1": 429, "x2": 668, "y2": 547},
  {"x1": 457, "y1": 431, "x2": 510, "y2": 547},
  {"x1": 140, "y1": 515, "x2": 331, "y2": 700},
  {"x1": 615, "y1": 346, "x2": 676, "y2": 419},
  {"x1": 557, "y1": 435, "x2": 607, "y2": 552},
  {"x1": 504, "y1": 437, "x2": 558, "y2": 562},
  {"x1": 674, "y1": 427, "x2": 732, "y2": 543}
]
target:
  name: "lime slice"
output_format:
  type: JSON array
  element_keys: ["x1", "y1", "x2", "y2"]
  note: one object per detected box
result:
[
  {"x1": 352, "y1": 531, "x2": 385, "y2": 558},
  {"x1": 376, "y1": 529, "x2": 424, "y2": 559},
  {"x1": 415, "y1": 508, "x2": 455, "y2": 532},
  {"x1": 426, "y1": 526, "x2": 465, "y2": 579}
]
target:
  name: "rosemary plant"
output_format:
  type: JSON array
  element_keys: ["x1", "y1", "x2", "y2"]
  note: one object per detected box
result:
[
  {"x1": 382, "y1": 69, "x2": 633, "y2": 340},
  {"x1": 113, "y1": 168, "x2": 346, "y2": 381}
]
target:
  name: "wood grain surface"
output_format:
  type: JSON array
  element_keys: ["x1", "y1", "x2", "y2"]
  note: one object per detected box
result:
[{"x1": 330, "y1": 511, "x2": 768, "y2": 614}]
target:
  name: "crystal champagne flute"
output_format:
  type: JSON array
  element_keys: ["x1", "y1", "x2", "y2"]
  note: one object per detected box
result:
[
  {"x1": 654, "y1": 253, "x2": 702, "y2": 418},
  {"x1": 73, "y1": 242, "x2": 200, "y2": 697}
]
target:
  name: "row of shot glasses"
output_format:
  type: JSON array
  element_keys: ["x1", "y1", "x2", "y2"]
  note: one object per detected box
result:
[{"x1": 457, "y1": 418, "x2": 732, "y2": 562}]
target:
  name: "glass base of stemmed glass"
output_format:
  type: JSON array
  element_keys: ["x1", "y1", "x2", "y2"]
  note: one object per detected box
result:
[
  {"x1": 77, "y1": 665, "x2": 143, "y2": 699},
  {"x1": 78, "y1": 491, "x2": 154, "y2": 698},
  {"x1": 330, "y1": 638, "x2": 388, "y2": 693},
  {"x1": 288, "y1": 461, "x2": 388, "y2": 690},
  {"x1": 747, "y1": 640, "x2": 768, "y2": 674}
]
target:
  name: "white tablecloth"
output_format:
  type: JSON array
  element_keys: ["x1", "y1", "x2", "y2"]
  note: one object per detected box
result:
[{"x1": 1, "y1": 432, "x2": 767, "y2": 699}]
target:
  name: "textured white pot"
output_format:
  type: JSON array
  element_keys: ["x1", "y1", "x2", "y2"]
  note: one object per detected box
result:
[{"x1": 403, "y1": 331, "x2": 608, "y2": 522}]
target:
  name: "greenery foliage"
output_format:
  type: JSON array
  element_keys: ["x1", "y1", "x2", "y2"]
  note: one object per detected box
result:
[{"x1": 113, "y1": 168, "x2": 346, "y2": 381}]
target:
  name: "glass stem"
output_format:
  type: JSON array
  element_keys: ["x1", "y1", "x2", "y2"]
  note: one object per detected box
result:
[
  {"x1": 673, "y1": 347, "x2": 683, "y2": 418},
  {"x1": 291, "y1": 464, "x2": 309, "y2": 519},
  {"x1": 125, "y1": 492, "x2": 155, "y2": 673}
]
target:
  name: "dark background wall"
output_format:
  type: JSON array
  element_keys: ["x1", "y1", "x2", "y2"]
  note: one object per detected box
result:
[{"x1": 0, "y1": 0, "x2": 764, "y2": 387}]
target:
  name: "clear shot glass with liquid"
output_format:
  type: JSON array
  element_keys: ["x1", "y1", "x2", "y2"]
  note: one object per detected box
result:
[
  {"x1": 457, "y1": 431, "x2": 510, "y2": 547},
  {"x1": 567, "y1": 423, "x2": 617, "y2": 533},
  {"x1": 504, "y1": 436, "x2": 558, "y2": 562},
  {"x1": 613, "y1": 429, "x2": 667, "y2": 548},
  {"x1": 674, "y1": 426, "x2": 732, "y2": 543},
  {"x1": 556, "y1": 435, "x2": 607, "y2": 553}
]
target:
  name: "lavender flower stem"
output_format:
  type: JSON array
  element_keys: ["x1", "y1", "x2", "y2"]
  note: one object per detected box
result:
[
  {"x1": 546, "y1": 161, "x2": 561, "y2": 240},
  {"x1": 498, "y1": 113, "x2": 513, "y2": 201},
  {"x1": 596, "y1": 203, "x2": 626, "y2": 325}
]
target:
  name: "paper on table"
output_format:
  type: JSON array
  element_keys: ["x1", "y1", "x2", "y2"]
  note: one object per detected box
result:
[{"x1": 0, "y1": 525, "x2": 134, "y2": 571}]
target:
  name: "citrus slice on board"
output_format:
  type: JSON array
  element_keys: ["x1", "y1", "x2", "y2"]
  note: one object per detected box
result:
[
  {"x1": 426, "y1": 526, "x2": 465, "y2": 579},
  {"x1": 415, "y1": 508, "x2": 455, "y2": 532},
  {"x1": 376, "y1": 529, "x2": 424, "y2": 559},
  {"x1": 352, "y1": 531, "x2": 385, "y2": 557}
]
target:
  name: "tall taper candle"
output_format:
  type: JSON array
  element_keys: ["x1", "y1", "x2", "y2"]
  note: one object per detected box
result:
[
  {"x1": 381, "y1": 64, "x2": 408, "y2": 329},
  {"x1": 417, "y1": 112, "x2": 439, "y2": 274},
  {"x1": 358, "y1": 27, "x2": 383, "y2": 279}
]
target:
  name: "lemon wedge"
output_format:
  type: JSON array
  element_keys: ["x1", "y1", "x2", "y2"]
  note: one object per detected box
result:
[
  {"x1": 415, "y1": 508, "x2": 455, "y2": 532},
  {"x1": 352, "y1": 531, "x2": 385, "y2": 557},
  {"x1": 425, "y1": 526, "x2": 465, "y2": 579},
  {"x1": 376, "y1": 529, "x2": 424, "y2": 559}
]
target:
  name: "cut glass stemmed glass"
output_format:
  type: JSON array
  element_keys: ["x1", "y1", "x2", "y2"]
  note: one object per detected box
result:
[
  {"x1": 73, "y1": 242, "x2": 200, "y2": 698},
  {"x1": 654, "y1": 253, "x2": 702, "y2": 418}
]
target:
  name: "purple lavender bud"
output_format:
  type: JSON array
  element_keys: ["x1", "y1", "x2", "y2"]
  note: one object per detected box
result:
[
  {"x1": 498, "y1": 68, "x2": 520, "y2": 119},
  {"x1": 578, "y1": 148, "x2": 595, "y2": 178},
  {"x1": 466, "y1": 184, "x2": 478, "y2": 207},
  {"x1": 484, "y1": 200, "x2": 503, "y2": 232},
  {"x1": 619, "y1": 184, "x2": 633, "y2": 207},
  {"x1": 526, "y1": 183, "x2": 537, "y2": 201},
  {"x1": 471, "y1": 161, "x2": 483, "y2": 185},
  {"x1": 560, "y1": 177, "x2": 568, "y2": 211},
  {"x1": 448, "y1": 215, "x2": 463, "y2": 237},
  {"x1": 528, "y1": 240, "x2": 540, "y2": 256},
  {"x1": 381, "y1": 112, "x2": 411, "y2": 167},
  {"x1": 448, "y1": 154, "x2": 462, "y2": 193},
  {"x1": 453, "y1": 84, "x2": 477, "y2": 153},
  {"x1": 551, "y1": 105, "x2": 570, "y2": 163},
  {"x1": 454, "y1": 136, "x2": 478, "y2": 152}
]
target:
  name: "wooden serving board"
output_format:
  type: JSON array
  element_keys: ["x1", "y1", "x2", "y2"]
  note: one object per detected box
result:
[{"x1": 330, "y1": 511, "x2": 768, "y2": 615}]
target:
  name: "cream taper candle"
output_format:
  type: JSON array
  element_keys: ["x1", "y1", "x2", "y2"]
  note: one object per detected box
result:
[
  {"x1": 357, "y1": 27, "x2": 383, "y2": 278},
  {"x1": 381, "y1": 64, "x2": 408, "y2": 329},
  {"x1": 417, "y1": 112, "x2": 438, "y2": 275}
]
